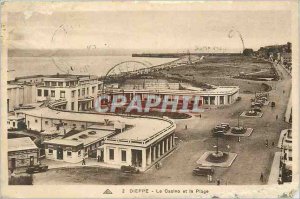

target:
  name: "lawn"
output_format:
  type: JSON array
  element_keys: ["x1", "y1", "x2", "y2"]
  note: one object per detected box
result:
[{"x1": 150, "y1": 55, "x2": 274, "y2": 93}]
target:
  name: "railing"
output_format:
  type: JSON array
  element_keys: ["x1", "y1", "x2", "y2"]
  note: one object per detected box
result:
[{"x1": 105, "y1": 117, "x2": 176, "y2": 145}]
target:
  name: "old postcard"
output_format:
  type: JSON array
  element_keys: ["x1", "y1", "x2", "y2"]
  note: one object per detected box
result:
[{"x1": 0, "y1": 1, "x2": 299, "y2": 198}]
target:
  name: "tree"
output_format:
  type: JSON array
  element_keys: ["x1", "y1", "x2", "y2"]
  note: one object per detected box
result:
[{"x1": 243, "y1": 48, "x2": 254, "y2": 56}]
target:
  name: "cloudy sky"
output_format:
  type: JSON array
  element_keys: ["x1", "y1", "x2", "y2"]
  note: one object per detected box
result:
[{"x1": 7, "y1": 10, "x2": 291, "y2": 52}]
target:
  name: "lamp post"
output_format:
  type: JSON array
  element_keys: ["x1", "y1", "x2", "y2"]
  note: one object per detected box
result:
[
  {"x1": 238, "y1": 112, "x2": 240, "y2": 128},
  {"x1": 216, "y1": 135, "x2": 219, "y2": 154}
]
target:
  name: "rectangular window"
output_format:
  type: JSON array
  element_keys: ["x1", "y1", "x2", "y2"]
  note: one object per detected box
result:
[
  {"x1": 109, "y1": 149, "x2": 114, "y2": 160},
  {"x1": 45, "y1": 82, "x2": 50, "y2": 86},
  {"x1": 37, "y1": 89, "x2": 42, "y2": 96},
  {"x1": 45, "y1": 121, "x2": 48, "y2": 125},
  {"x1": 60, "y1": 91, "x2": 65, "y2": 98},
  {"x1": 82, "y1": 88, "x2": 85, "y2": 96},
  {"x1": 66, "y1": 82, "x2": 70, "y2": 86},
  {"x1": 81, "y1": 124, "x2": 85, "y2": 129},
  {"x1": 72, "y1": 90, "x2": 76, "y2": 98},
  {"x1": 51, "y1": 82, "x2": 57, "y2": 86},
  {"x1": 220, "y1": 96, "x2": 224, "y2": 105},
  {"x1": 71, "y1": 102, "x2": 74, "y2": 110},
  {"x1": 49, "y1": 149, "x2": 53, "y2": 154},
  {"x1": 58, "y1": 82, "x2": 63, "y2": 87},
  {"x1": 204, "y1": 96, "x2": 209, "y2": 105},
  {"x1": 13, "y1": 122, "x2": 16, "y2": 127},
  {"x1": 67, "y1": 151, "x2": 72, "y2": 156},
  {"x1": 51, "y1": 90, "x2": 55, "y2": 97},
  {"x1": 121, "y1": 150, "x2": 126, "y2": 162},
  {"x1": 35, "y1": 119, "x2": 38, "y2": 123},
  {"x1": 44, "y1": 90, "x2": 49, "y2": 97},
  {"x1": 92, "y1": 87, "x2": 95, "y2": 93},
  {"x1": 78, "y1": 89, "x2": 80, "y2": 97},
  {"x1": 87, "y1": 88, "x2": 89, "y2": 95}
]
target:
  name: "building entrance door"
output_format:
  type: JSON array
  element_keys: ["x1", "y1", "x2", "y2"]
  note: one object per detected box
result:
[
  {"x1": 57, "y1": 148, "x2": 63, "y2": 160},
  {"x1": 11, "y1": 158, "x2": 16, "y2": 169},
  {"x1": 131, "y1": 149, "x2": 142, "y2": 167},
  {"x1": 7, "y1": 99, "x2": 9, "y2": 112},
  {"x1": 29, "y1": 156, "x2": 34, "y2": 166}
]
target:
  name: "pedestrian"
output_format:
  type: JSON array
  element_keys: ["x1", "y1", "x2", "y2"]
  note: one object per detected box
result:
[
  {"x1": 276, "y1": 115, "x2": 278, "y2": 120},
  {"x1": 217, "y1": 179, "x2": 220, "y2": 185},
  {"x1": 11, "y1": 170, "x2": 16, "y2": 178},
  {"x1": 97, "y1": 155, "x2": 100, "y2": 162},
  {"x1": 200, "y1": 114, "x2": 202, "y2": 118},
  {"x1": 185, "y1": 124, "x2": 187, "y2": 130},
  {"x1": 260, "y1": 172, "x2": 264, "y2": 182},
  {"x1": 265, "y1": 139, "x2": 268, "y2": 147},
  {"x1": 82, "y1": 157, "x2": 86, "y2": 165},
  {"x1": 272, "y1": 141, "x2": 275, "y2": 147}
]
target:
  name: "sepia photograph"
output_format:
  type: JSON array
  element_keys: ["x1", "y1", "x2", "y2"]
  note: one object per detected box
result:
[{"x1": 0, "y1": 1, "x2": 299, "y2": 198}]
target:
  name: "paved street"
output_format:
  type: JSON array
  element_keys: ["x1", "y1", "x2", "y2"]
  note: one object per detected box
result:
[{"x1": 33, "y1": 61, "x2": 291, "y2": 185}]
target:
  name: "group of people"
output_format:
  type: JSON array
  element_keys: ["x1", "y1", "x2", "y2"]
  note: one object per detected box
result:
[{"x1": 265, "y1": 139, "x2": 275, "y2": 148}]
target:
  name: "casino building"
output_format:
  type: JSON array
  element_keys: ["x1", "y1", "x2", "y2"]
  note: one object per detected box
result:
[
  {"x1": 19, "y1": 107, "x2": 176, "y2": 171},
  {"x1": 100, "y1": 86, "x2": 240, "y2": 111}
]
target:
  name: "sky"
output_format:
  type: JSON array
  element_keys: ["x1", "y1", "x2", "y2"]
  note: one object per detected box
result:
[{"x1": 7, "y1": 10, "x2": 291, "y2": 52}]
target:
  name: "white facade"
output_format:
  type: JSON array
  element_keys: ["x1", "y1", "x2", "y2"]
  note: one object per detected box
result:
[
  {"x1": 36, "y1": 75, "x2": 102, "y2": 111},
  {"x1": 7, "y1": 84, "x2": 37, "y2": 112},
  {"x1": 101, "y1": 130, "x2": 176, "y2": 171},
  {"x1": 21, "y1": 107, "x2": 176, "y2": 169},
  {"x1": 43, "y1": 139, "x2": 84, "y2": 163},
  {"x1": 7, "y1": 115, "x2": 25, "y2": 130}
]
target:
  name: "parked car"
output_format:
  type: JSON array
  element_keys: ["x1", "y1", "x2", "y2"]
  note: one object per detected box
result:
[
  {"x1": 26, "y1": 164, "x2": 48, "y2": 174},
  {"x1": 220, "y1": 123, "x2": 230, "y2": 131},
  {"x1": 121, "y1": 165, "x2": 140, "y2": 174},
  {"x1": 213, "y1": 130, "x2": 226, "y2": 136},
  {"x1": 193, "y1": 166, "x2": 214, "y2": 176},
  {"x1": 253, "y1": 107, "x2": 262, "y2": 112},
  {"x1": 212, "y1": 126, "x2": 225, "y2": 132}
]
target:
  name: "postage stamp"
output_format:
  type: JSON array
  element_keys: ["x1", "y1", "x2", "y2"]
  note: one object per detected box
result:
[{"x1": 0, "y1": 1, "x2": 299, "y2": 198}]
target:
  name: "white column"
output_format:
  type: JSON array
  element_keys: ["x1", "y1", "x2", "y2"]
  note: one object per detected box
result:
[
  {"x1": 127, "y1": 149, "x2": 132, "y2": 165},
  {"x1": 147, "y1": 147, "x2": 151, "y2": 165},
  {"x1": 103, "y1": 147, "x2": 107, "y2": 163},
  {"x1": 142, "y1": 149, "x2": 147, "y2": 169},
  {"x1": 166, "y1": 138, "x2": 169, "y2": 151},
  {"x1": 173, "y1": 134, "x2": 175, "y2": 147},
  {"x1": 152, "y1": 146, "x2": 156, "y2": 161},
  {"x1": 162, "y1": 140, "x2": 165, "y2": 155},
  {"x1": 157, "y1": 144, "x2": 161, "y2": 158}
]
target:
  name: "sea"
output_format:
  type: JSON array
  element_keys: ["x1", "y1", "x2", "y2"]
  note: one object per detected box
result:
[{"x1": 8, "y1": 56, "x2": 177, "y2": 81}]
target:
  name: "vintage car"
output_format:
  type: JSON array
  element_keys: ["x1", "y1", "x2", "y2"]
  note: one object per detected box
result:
[
  {"x1": 220, "y1": 123, "x2": 230, "y2": 131},
  {"x1": 213, "y1": 130, "x2": 226, "y2": 137},
  {"x1": 26, "y1": 164, "x2": 48, "y2": 174},
  {"x1": 121, "y1": 165, "x2": 140, "y2": 174},
  {"x1": 252, "y1": 107, "x2": 262, "y2": 112},
  {"x1": 252, "y1": 102, "x2": 263, "y2": 107},
  {"x1": 193, "y1": 166, "x2": 214, "y2": 176}
]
